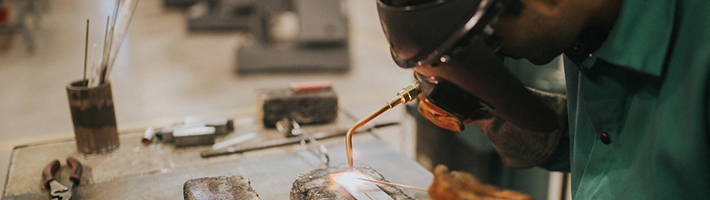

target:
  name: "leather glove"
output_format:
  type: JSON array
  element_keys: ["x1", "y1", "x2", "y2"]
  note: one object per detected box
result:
[
  {"x1": 0, "y1": 4, "x2": 9, "y2": 25},
  {"x1": 417, "y1": 94, "x2": 487, "y2": 132},
  {"x1": 470, "y1": 88, "x2": 567, "y2": 168},
  {"x1": 419, "y1": 88, "x2": 566, "y2": 168},
  {"x1": 429, "y1": 165, "x2": 534, "y2": 200}
]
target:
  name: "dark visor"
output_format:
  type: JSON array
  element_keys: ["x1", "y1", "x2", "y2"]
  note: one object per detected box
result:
[{"x1": 378, "y1": 0, "x2": 501, "y2": 68}]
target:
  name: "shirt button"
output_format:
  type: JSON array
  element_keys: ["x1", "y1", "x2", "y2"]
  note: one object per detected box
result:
[
  {"x1": 571, "y1": 42, "x2": 585, "y2": 54},
  {"x1": 600, "y1": 132, "x2": 611, "y2": 145}
]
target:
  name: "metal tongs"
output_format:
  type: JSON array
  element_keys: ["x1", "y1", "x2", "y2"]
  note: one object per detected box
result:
[{"x1": 276, "y1": 118, "x2": 330, "y2": 167}]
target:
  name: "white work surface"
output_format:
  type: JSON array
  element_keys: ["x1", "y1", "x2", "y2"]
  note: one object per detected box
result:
[
  {"x1": 0, "y1": 0, "x2": 416, "y2": 195},
  {"x1": 2, "y1": 111, "x2": 432, "y2": 200}
]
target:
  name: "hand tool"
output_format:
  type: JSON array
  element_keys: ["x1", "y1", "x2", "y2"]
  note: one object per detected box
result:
[
  {"x1": 289, "y1": 119, "x2": 329, "y2": 167},
  {"x1": 42, "y1": 157, "x2": 83, "y2": 200},
  {"x1": 211, "y1": 132, "x2": 257, "y2": 150},
  {"x1": 200, "y1": 122, "x2": 398, "y2": 158}
]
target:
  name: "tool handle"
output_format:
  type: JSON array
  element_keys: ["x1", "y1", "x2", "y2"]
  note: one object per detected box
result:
[
  {"x1": 66, "y1": 157, "x2": 83, "y2": 186},
  {"x1": 42, "y1": 160, "x2": 60, "y2": 189}
]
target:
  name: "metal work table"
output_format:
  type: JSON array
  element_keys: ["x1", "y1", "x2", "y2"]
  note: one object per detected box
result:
[{"x1": 2, "y1": 111, "x2": 432, "y2": 199}]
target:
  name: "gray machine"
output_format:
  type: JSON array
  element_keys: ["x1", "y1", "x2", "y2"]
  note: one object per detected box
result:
[
  {"x1": 186, "y1": 0, "x2": 350, "y2": 73},
  {"x1": 186, "y1": 0, "x2": 261, "y2": 32}
]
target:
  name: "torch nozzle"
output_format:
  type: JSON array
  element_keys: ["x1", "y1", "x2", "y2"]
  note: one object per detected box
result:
[{"x1": 386, "y1": 81, "x2": 421, "y2": 108}]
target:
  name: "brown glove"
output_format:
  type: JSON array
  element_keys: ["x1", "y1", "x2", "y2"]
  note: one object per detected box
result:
[
  {"x1": 0, "y1": 4, "x2": 9, "y2": 25},
  {"x1": 417, "y1": 94, "x2": 487, "y2": 132},
  {"x1": 428, "y1": 165, "x2": 534, "y2": 200}
]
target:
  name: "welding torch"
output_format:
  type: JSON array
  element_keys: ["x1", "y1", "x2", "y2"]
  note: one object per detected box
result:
[{"x1": 346, "y1": 81, "x2": 421, "y2": 172}]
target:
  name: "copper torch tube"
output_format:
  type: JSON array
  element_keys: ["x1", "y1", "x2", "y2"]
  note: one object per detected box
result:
[
  {"x1": 346, "y1": 104, "x2": 394, "y2": 172},
  {"x1": 346, "y1": 82, "x2": 420, "y2": 172}
]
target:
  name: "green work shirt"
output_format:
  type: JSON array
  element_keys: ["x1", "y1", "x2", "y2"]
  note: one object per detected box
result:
[{"x1": 542, "y1": 0, "x2": 710, "y2": 199}]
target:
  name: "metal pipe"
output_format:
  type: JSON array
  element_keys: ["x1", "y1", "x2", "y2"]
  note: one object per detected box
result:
[
  {"x1": 347, "y1": 82, "x2": 420, "y2": 172},
  {"x1": 346, "y1": 104, "x2": 392, "y2": 172}
]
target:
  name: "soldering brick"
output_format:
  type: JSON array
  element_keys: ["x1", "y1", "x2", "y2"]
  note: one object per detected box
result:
[
  {"x1": 256, "y1": 87, "x2": 338, "y2": 128},
  {"x1": 183, "y1": 176, "x2": 261, "y2": 200},
  {"x1": 290, "y1": 164, "x2": 413, "y2": 200}
]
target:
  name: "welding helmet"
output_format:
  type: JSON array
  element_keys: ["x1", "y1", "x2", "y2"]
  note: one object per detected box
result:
[
  {"x1": 378, "y1": 0, "x2": 510, "y2": 120},
  {"x1": 377, "y1": 0, "x2": 508, "y2": 68},
  {"x1": 378, "y1": 0, "x2": 561, "y2": 132}
]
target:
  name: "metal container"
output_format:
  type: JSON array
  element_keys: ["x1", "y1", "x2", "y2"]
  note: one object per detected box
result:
[{"x1": 66, "y1": 80, "x2": 120, "y2": 153}]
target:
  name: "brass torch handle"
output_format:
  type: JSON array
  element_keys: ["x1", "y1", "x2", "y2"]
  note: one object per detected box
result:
[{"x1": 387, "y1": 82, "x2": 420, "y2": 108}]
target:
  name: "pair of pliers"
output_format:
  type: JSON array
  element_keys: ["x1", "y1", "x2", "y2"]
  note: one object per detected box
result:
[{"x1": 42, "y1": 157, "x2": 83, "y2": 200}]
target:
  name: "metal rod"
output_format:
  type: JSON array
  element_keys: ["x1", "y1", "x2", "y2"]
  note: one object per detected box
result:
[
  {"x1": 357, "y1": 178, "x2": 428, "y2": 192},
  {"x1": 346, "y1": 104, "x2": 394, "y2": 172},
  {"x1": 83, "y1": 19, "x2": 89, "y2": 86},
  {"x1": 99, "y1": 16, "x2": 110, "y2": 85},
  {"x1": 107, "y1": 0, "x2": 139, "y2": 78},
  {"x1": 292, "y1": 120, "x2": 330, "y2": 166}
]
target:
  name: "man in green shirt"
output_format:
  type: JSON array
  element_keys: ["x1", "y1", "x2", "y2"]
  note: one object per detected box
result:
[{"x1": 378, "y1": 0, "x2": 709, "y2": 199}]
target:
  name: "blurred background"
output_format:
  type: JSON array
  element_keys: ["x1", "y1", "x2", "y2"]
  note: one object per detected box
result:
[{"x1": 0, "y1": 0, "x2": 568, "y2": 199}]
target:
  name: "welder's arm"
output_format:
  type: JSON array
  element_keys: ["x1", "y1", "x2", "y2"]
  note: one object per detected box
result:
[{"x1": 420, "y1": 88, "x2": 567, "y2": 168}]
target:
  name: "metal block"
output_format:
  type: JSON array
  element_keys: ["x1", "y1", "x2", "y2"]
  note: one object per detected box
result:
[
  {"x1": 184, "y1": 175, "x2": 262, "y2": 200},
  {"x1": 290, "y1": 164, "x2": 413, "y2": 200},
  {"x1": 256, "y1": 87, "x2": 338, "y2": 127}
]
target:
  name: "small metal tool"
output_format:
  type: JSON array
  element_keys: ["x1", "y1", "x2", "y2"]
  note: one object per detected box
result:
[
  {"x1": 276, "y1": 118, "x2": 330, "y2": 166},
  {"x1": 200, "y1": 122, "x2": 398, "y2": 158},
  {"x1": 291, "y1": 120, "x2": 330, "y2": 167},
  {"x1": 275, "y1": 118, "x2": 295, "y2": 137},
  {"x1": 42, "y1": 157, "x2": 83, "y2": 200}
]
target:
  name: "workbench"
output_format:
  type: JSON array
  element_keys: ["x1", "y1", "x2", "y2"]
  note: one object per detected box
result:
[{"x1": 2, "y1": 111, "x2": 433, "y2": 199}]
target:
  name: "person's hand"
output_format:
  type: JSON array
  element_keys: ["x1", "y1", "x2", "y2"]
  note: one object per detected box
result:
[{"x1": 428, "y1": 165, "x2": 534, "y2": 200}]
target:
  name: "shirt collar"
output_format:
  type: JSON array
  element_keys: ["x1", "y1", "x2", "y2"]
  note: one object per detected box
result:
[{"x1": 582, "y1": 0, "x2": 676, "y2": 77}]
